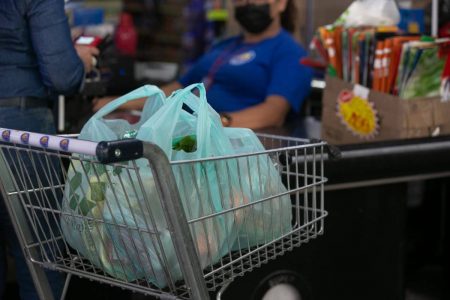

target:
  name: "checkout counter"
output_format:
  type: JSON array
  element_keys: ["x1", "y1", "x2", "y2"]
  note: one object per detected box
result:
[{"x1": 219, "y1": 86, "x2": 450, "y2": 300}]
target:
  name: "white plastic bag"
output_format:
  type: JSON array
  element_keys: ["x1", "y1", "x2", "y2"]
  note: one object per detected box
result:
[{"x1": 336, "y1": 0, "x2": 401, "y2": 27}]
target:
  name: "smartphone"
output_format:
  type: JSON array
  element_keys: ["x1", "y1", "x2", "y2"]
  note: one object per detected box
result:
[{"x1": 75, "y1": 36, "x2": 103, "y2": 47}]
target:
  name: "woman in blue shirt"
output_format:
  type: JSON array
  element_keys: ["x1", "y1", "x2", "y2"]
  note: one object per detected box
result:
[
  {"x1": 95, "y1": 0, "x2": 312, "y2": 129},
  {"x1": 173, "y1": 0, "x2": 312, "y2": 129}
]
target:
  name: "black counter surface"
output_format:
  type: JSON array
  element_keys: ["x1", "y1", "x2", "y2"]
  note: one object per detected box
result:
[
  {"x1": 259, "y1": 118, "x2": 450, "y2": 187},
  {"x1": 213, "y1": 119, "x2": 450, "y2": 300}
]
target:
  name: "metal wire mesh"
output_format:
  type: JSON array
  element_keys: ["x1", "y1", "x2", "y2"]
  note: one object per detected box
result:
[{"x1": 0, "y1": 134, "x2": 327, "y2": 300}]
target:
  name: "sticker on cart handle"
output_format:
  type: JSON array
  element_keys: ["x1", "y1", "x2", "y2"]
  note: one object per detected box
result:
[
  {"x1": 20, "y1": 133, "x2": 30, "y2": 144},
  {"x1": 40, "y1": 136, "x2": 49, "y2": 148},
  {"x1": 2, "y1": 130, "x2": 10, "y2": 142},
  {"x1": 336, "y1": 88, "x2": 379, "y2": 139},
  {"x1": 60, "y1": 139, "x2": 70, "y2": 151}
]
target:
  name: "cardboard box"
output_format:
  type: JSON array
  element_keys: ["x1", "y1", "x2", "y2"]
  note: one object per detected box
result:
[{"x1": 321, "y1": 76, "x2": 450, "y2": 145}]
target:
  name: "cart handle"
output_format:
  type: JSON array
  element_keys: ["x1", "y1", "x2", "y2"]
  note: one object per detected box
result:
[{"x1": 0, "y1": 128, "x2": 143, "y2": 164}]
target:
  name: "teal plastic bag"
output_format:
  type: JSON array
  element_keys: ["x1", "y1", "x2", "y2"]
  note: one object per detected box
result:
[
  {"x1": 101, "y1": 84, "x2": 249, "y2": 286},
  {"x1": 61, "y1": 84, "x2": 249, "y2": 287},
  {"x1": 78, "y1": 85, "x2": 166, "y2": 141},
  {"x1": 225, "y1": 128, "x2": 292, "y2": 249},
  {"x1": 60, "y1": 85, "x2": 167, "y2": 283}
]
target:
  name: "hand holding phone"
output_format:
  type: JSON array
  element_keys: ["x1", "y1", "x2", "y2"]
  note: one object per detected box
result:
[{"x1": 75, "y1": 43, "x2": 100, "y2": 73}]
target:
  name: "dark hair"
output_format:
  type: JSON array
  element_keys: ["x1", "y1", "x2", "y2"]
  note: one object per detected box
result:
[{"x1": 280, "y1": 0, "x2": 297, "y2": 33}]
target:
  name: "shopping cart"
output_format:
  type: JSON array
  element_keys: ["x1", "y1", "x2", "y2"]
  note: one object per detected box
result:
[{"x1": 0, "y1": 128, "x2": 329, "y2": 300}]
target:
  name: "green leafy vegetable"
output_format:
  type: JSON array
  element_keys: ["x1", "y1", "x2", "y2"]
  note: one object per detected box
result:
[
  {"x1": 172, "y1": 135, "x2": 197, "y2": 153},
  {"x1": 78, "y1": 198, "x2": 96, "y2": 216},
  {"x1": 90, "y1": 182, "x2": 106, "y2": 203}
]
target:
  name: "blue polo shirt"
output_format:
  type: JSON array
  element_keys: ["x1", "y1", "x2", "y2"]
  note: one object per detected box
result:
[{"x1": 179, "y1": 29, "x2": 312, "y2": 113}]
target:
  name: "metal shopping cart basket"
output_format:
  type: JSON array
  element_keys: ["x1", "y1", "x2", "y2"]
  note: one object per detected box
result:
[{"x1": 0, "y1": 128, "x2": 329, "y2": 300}]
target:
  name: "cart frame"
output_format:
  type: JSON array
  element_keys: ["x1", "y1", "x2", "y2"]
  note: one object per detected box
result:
[{"x1": 0, "y1": 129, "x2": 328, "y2": 300}]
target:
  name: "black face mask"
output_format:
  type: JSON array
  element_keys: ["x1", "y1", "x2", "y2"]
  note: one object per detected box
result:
[{"x1": 234, "y1": 4, "x2": 273, "y2": 34}]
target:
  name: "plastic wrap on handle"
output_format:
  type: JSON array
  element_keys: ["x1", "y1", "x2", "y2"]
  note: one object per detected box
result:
[{"x1": 0, "y1": 128, "x2": 143, "y2": 163}]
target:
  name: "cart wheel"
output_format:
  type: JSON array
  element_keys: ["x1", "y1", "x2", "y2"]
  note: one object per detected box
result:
[{"x1": 251, "y1": 270, "x2": 313, "y2": 300}]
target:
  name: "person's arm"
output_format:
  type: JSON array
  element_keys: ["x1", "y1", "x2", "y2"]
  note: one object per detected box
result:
[
  {"x1": 224, "y1": 47, "x2": 311, "y2": 129},
  {"x1": 230, "y1": 43, "x2": 312, "y2": 129},
  {"x1": 27, "y1": 0, "x2": 86, "y2": 95},
  {"x1": 92, "y1": 95, "x2": 146, "y2": 112},
  {"x1": 74, "y1": 45, "x2": 99, "y2": 73},
  {"x1": 92, "y1": 46, "x2": 212, "y2": 111},
  {"x1": 225, "y1": 95, "x2": 291, "y2": 129},
  {"x1": 92, "y1": 81, "x2": 183, "y2": 112},
  {"x1": 161, "y1": 81, "x2": 183, "y2": 97}
]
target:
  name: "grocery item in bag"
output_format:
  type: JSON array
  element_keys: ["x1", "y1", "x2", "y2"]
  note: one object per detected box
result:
[{"x1": 225, "y1": 128, "x2": 292, "y2": 249}]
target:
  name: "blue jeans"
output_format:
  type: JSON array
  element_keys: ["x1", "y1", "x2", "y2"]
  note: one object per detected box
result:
[{"x1": 0, "y1": 106, "x2": 63, "y2": 300}]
